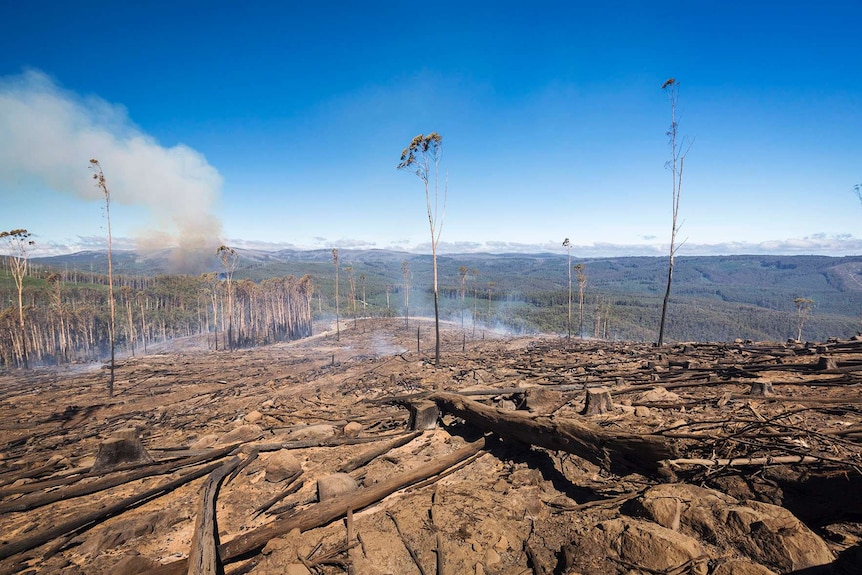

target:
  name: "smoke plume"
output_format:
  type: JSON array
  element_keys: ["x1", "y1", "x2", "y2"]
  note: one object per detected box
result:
[{"x1": 0, "y1": 70, "x2": 223, "y2": 271}]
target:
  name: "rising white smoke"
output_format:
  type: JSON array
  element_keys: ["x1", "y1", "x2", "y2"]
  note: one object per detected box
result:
[{"x1": 0, "y1": 69, "x2": 223, "y2": 271}]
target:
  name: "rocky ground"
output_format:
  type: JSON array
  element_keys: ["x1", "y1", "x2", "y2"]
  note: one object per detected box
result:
[{"x1": 0, "y1": 318, "x2": 860, "y2": 575}]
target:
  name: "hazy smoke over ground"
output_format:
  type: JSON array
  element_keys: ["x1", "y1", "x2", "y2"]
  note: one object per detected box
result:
[{"x1": 0, "y1": 70, "x2": 223, "y2": 271}]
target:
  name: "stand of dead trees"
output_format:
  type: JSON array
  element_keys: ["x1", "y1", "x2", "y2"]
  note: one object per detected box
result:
[
  {"x1": 0, "y1": 229, "x2": 34, "y2": 369},
  {"x1": 0, "y1": 271, "x2": 314, "y2": 368}
]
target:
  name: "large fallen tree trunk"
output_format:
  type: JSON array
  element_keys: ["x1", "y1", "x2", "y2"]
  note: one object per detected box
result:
[
  {"x1": 0, "y1": 443, "x2": 238, "y2": 514},
  {"x1": 668, "y1": 455, "x2": 821, "y2": 468},
  {"x1": 187, "y1": 456, "x2": 241, "y2": 575},
  {"x1": 336, "y1": 431, "x2": 423, "y2": 473},
  {"x1": 145, "y1": 437, "x2": 487, "y2": 575},
  {"x1": 0, "y1": 459, "x2": 230, "y2": 563},
  {"x1": 428, "y1": 392, "x2": 674, "y2": 475}
]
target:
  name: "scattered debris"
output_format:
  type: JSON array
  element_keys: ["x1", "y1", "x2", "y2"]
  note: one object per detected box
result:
[{"x1": 0, "y1": 318, "x2": 859, "y2": 575}]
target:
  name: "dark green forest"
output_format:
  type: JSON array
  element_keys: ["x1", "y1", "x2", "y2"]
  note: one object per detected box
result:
[{"x1": 3, "y1": 249, "x2": 861, "y2": 368}]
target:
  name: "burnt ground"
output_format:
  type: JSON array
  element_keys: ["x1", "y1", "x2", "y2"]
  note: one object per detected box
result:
[{"x1": 0, "y1": 317, "x2": 860, "y2": 575}]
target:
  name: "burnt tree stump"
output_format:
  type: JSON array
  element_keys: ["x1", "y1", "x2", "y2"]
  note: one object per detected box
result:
[
  {"x1": 92, "y1": 428, "x2": 153, "y2": 473},
  {"x1": 748, "y1": 381, "x2": 775, "y2": 397},
  {"x1": 408, "y1": 400, "x2": 440, "y2": 430},
  {"x1": 583, "y1": 387, "x2": 613, "y2": 416},
  {"x1": 817, "y1": 356, "x2": 838, "y2": 371}
]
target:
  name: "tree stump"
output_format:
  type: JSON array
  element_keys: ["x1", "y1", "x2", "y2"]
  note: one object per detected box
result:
[
  {"x1": 583, "y1": 387, "x2": 613, "y2": 416},
  {"x1": 816, "y1": 356, "x2": 837, "y2": 371},
  {"x1": 408, "y1": 400, "x2": 440, "y2": 430},
  {"x1": 92, "y1": 428, "x2": 153, "y2": 473},
  {"x1": 748, "y1": 381, "x2": 774, "y2": 397}
]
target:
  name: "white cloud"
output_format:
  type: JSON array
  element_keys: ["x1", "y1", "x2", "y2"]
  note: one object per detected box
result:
[{"x1": 393, "y1": 234, "x2": 862, "y2": 257}]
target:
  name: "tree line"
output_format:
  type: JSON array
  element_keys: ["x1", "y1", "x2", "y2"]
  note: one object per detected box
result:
[{"x1": 0, "y1": 265, "x2": 314, "y2": 369}]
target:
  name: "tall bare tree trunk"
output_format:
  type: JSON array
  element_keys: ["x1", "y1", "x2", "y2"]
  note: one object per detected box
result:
[
  {"x1": 332, "y1": 249, "x2": 340, "y2": 341},
  {"x1": 398, "y1": 133, "x2": 446, "y2": 367},
  {"x1": 401, "y1": 260, "x2": 410, "y2": 329},
  {"x1": 89, "y1": 160, "x2": 115, "y2": 395},
  {"x1": 563, "y1": 238, "x2": 572, "y2": 339},
  {"x1": 576, "y1": 263, "x2": 586, "y2": 339},
  {"x1": 217, "y1": 246, "x2": 238, "y2": 351},
  {"x1": 657, "y1": 78, "x2": 688, "y2": 347}
]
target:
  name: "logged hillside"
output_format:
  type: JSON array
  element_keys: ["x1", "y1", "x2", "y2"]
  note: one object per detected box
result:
[
  {"x1": 0, "y1": 319, "x2": 860, "y2": 574},
  {"x1": 5, "y1": 250, "x2": 862, "y2": 368}
]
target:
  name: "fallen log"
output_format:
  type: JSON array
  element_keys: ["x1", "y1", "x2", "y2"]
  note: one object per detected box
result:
[
  {"x1": 0, "y1": 458, "x2": 229, "y2": 562},
  {"x1": 0, "y1": 451, "x2": 207, "y2": 498},
  {"x1": 144, "y1": 437, "x2": 487, "y2": 575},
  {"x1": 242, "y1": 432, "x2": 411, "y2": 453},
  {"x1": 336, "y1": 431, "x2": 422, "y2": 473},
  {"x1": 0, "y1": 459, "x2": 60, "y2": 486},
  {"x1": 251, "y1": 471, "x2": 304, "y2": 519},
  {"x1": 187, "y1": 456, "x2": 241, "y2": 575},
  {"x1": 428, "y1": 392, "x2": 674, "y2": 475},
  {"x1": 728, "y1": 394, "x2": 862, "y2": 405},
  {"x1": 0, "y1": 443, "x2": 238, "y2": 514},
  {"x1": 668, "y1": 455, "x2": 820, "y2": 468}
]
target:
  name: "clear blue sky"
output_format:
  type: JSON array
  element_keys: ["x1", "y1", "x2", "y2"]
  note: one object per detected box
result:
[{"x1": 1, "y1": 1, "x2": 860, "y2": 258}]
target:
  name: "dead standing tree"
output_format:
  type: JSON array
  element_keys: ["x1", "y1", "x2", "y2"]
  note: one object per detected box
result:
[
  {"x1": 360, "y1": 272, "x2": 367, "y2": 317},
  {"x1": 216, "y1": 245, "x2": 238, "y2": 350},
  {"x1": 401, "y1": 260, "x2": 410, "y2": 329},
  {"x1": 201, "y1": 272, "x2": 220, "y2": 350},
  {"x1": 398, "y1": 132, "x2": 446, "y2": 365},
  {"x1": 575, "y1": 263, "x2": 587, "y2": 338},
  {"x1": 89, "y1": 159, "x2": 117, "y2": 395},
  {"x1": 345, "y1": 266, "x2": 357, "y2": 328},
  {"x1": 563, "y1": 238, "x2": 572, "y2": 339},
  {"x1": 332, "y1": 249, "x2": 341, "y2": 341},
  {"x1": 459, "y1": 265, "x2": 469, "y2": 329},
  {"x1": 0, "y1": 228, "x2": 34, "y2": 369},
  {"x1": 471, "y1": 268, "x2": 479, "y2": 337},
  {"x1": 657, "y1": 78, "x2": 691, "y2": 346},
  {"x1": 47, "y1": 273, "x2": 70, "y2": 363},
  {"x1": 794, "y1": 297, "x2": 814, "y2": 342}
]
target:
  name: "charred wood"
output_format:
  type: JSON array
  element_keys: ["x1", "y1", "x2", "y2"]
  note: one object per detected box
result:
[{"x1": 428, "y1": 392, "x2": 674, "y2": 475}]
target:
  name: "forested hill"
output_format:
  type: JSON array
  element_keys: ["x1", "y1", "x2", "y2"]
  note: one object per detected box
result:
[{"x1": 24, "y1": 249, "x2": 862, "y2": 343}]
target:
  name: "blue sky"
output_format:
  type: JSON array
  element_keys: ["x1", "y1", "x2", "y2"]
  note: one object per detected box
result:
[{"x1": 1, "y1": 1, "x2": 860, "y2": 258}]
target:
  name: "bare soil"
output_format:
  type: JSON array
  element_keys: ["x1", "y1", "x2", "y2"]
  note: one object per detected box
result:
[{"x1": 0, "y1": 318, "x2": 860, "y2": 575}]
